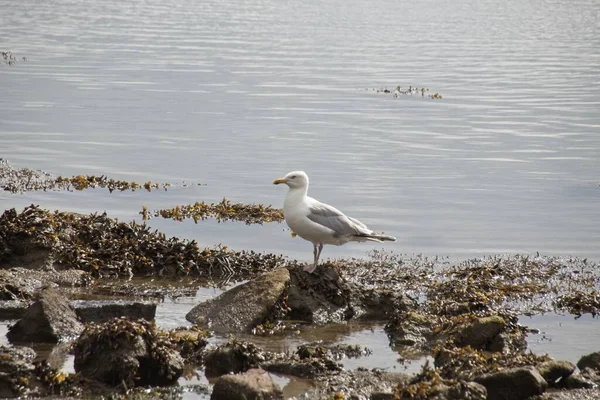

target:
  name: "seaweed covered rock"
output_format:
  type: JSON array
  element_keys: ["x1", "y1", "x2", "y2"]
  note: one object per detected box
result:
[
  {"x1": 577, "y1": 351, "x2": 600, "y2": 372},
  {"x1": 186, "y1": 268, "x2": 290, "y2": 333},
  {"x1": 456, "y1": 315, "x2": 506, "y2": 350},
  {"x1": 167, "y1": 326, "x2": 210, "y2": 364},
  {"x1": 204, "y1": 339, "x2": 343, "y2": 380},
  {"x1": 286, "y1": 263, "x2": 413, "y2": 324},
  {"x1": 474, "y1": 367, "x2": 547, "y2": 400},
  {"x1": 536, "y1": 360, "x2": 576, "y2": 386},
  {"x1": 393, "y1": 366, "x2": 486, "y2": 400},
  {"x1": 0, "y1": 205, "x2": 285, "y2": 279},
  {"x1": 7, "y1": 286, "x2": 83, "y2": 343},
  {"x1": 204, "y1": 340, "x2": 269, "y2": 377},
  {"x1": 211, "y1": 368, "x2": 283, "y2": 400},
  {"x1": 385, "y1": 311, "x2": 434, "y2": 349},
  {"x1": 73, "y1": 318, "x2": 183, "y2": 387},
  {"x1": 0, "y1": 345, "x2": 37, "y2": 398}
]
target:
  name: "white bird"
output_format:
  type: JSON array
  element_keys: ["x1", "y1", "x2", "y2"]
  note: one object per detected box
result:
[{"x1": 273, "y1": 171, "x2": 396, "y2": 273}]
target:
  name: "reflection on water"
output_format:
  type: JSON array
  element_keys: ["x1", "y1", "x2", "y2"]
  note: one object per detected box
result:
[
  {"x1": 1, "y1": 0, "x2": 599, "y2": 262},
  {"x1": 521, "y1": 313, "x2": 600, "y2": 364}
]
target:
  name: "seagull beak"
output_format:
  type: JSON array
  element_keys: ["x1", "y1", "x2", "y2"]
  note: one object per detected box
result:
[{"x1": 273, "y1": 178, "x2": 287, "y2": 185}]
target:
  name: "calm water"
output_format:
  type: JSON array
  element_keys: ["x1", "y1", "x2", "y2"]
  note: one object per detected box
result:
[{"x1": 1, "y1": 0, "x2": 599, "y2": 263}]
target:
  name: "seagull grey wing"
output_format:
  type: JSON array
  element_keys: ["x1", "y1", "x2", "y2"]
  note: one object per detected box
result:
[
  {"x1": 347, "y1": 216, "x2": 370, "y2": 231},
  {"x1": 306, "y1": 202, "x2": 369, "y2": 237}
]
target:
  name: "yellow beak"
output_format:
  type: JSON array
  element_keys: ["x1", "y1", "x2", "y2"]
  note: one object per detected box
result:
[{"x1": 273, "y1": 178, "x2": 287, "y2": 185}]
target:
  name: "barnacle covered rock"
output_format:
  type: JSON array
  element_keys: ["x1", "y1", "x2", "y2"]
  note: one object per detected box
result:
[{"x1": 186, "y1": 268, "x2": 290, "y2": 333}]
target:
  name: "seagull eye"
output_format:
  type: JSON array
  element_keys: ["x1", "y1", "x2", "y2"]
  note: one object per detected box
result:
[{"x1": 290, "y1": 175, "x2": 297, "y2": 179}]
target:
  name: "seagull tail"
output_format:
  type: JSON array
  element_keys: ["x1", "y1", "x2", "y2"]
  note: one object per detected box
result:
[
  {"x1": 370, "y1": 233, "x2": 396, "y2": 242},
  {"x1": 358, "y1": 233, "x2": 396, "y2": 242}
]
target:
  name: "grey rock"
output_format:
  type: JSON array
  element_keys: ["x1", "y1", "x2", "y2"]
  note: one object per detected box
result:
[
  {"x1": 211, "y1": 368, "x2": 283, "y2": 400},
  {"x1": 457, "y1": 316, "x2": 506, "y2": 350},
  {"x1": 536, "y1": 360, "x2": 576, "y2": 385},
  {"x1": 7, "y1": 286, "x2": 83, "y2": 343},
  {"x1": 578, "y1": 352, "x2": 600, "y2": 372},
  {"x1": 186, "y1": 268, "x2": 290, "y2": 333},
  {"x1": 475, "y1": 366, "x2": 547, "y2": 400},
  {"x1": 72, "y1": 300, "x2": 157, "y2": 322}
]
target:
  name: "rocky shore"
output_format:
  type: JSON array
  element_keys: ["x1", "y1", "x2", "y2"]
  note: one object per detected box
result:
[{"x1": 0, "y1": 204, "x2": 599, "y2": 399}]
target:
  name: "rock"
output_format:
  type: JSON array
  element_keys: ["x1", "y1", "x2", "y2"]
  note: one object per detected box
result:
[
  {"x1": 211, "y1": 368, "x2": 283, "y2": 400},
  {"x1": 186, "y1": 268, "x2": 290, "y2": 333},
  {"x1": 537, "y1": 360, "x2": 576, "y2": 385},
  {"x1": 0, "y1": 268, "x2": 91, "y2": 301},
  {"x1": 169, "y1": 327, "x2": 210, "y2": 364},
  {"x1": 72, "y1": 300, "x2": 157, "y2": 322},
  {"x1": 0, "y1": 300, "x2": 28, "y2": 320},
  {"x1": 286, "y1": 264, "x2": 413, "y2": 324},
  {"x1": 7, "y1": 286, "x2": 83, "y2": 343},
  {"x1": 304, "y1": 370, "x2": 410, "y2": 399},
  {"x1": 562, "y1": 372, "x2": 595, "y2": 389},
  {"x1": 577, "y1": 352, "x2": 600, "y2": 372},
  {"x1": 385, "y1": 311, "x2": 433, "y2": 348},
  {"x1": 431, "y1": 381, "x2": 487, "y2": 400},
  {"x1": 204, "y1": 341, "x2": 266, "y2": 378},
  {"x1": 0, "y1": 345, "x2": 36, "y2": 398},
  {"x1": 475, "y1": 367, "x2": 547, "y2": 400},
  {"x1": 0, "y1": 268, "x2": 51, "y2": 300},
  {"x1": 457, "y1": 316, "x2": 506, "y2": 350},
  {"x1": 285, "y1": 264, "x2": 350, "y2": 323},
  {"x1": 74, "y1": 318, "x2": 183, "y2": 387}
]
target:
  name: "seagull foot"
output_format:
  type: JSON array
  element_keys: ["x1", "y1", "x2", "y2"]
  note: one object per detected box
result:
[{"x1": 303, "y1": 263, "x2": 318, "y2": 273}]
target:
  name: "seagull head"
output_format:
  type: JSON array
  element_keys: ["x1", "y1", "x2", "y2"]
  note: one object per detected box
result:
[{"x1": 273, "y1": 170, "x2": 309, "y2": 189}]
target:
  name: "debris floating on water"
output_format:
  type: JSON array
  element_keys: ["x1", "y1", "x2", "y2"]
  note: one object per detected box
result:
[
  {"x1": 141, "y1": 199, "x2": 284, "y2": 225},
  {"x1": 0, "y1": 158, "x2": 196, "y2": 193}
]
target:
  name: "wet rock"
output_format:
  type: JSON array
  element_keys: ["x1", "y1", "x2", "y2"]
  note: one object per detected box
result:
[
  {"x1": 0, "y1": 345, "x2": 36, "y2": 398},
  {"x1": 168, "y1": 327, "x2": 210, "y2": 364},
  {"x1": 456, "y1": 315, "x2": 506, "y2": 350},
  {"x1": 264, "y1": 344, "x2": 343, "y2": 379},
  {"x1": 211, "y1": 368, "x2": 283, "y2": 400},
  {"x1": 313, "y1": 369, "x2": 410, "y2": 400},
  {"x1": 0, "y1": 300, "x2": 27, "y2": 320},
  {"x1": 204, "y1": 340, "x2": 268, "y2": 377},
  {"x1": 538, "y1": 388, "x2": 600, "y2": 399},
  {"x1": 0, "y1": 268, "x2": 91, "y2": 301},
  {"x1": 186, "y1": 268, "x2": 290, "y2": 333},
  {"x1": 437, "y1": 381, "x2": 487, "y2": 399},
  {"x1": 577, "y1": 352, "x2": 600, "y2": 372},
  {"x1": 0, "y1": 268, "x2": 51, "y2": 300},
  {"x1": 72, "y1": 300, "x2": 157, "y2": 323},
  {"x1": 562, "y1": 372, "x2": 595, "y2": 389},
  {"x1": 74, "y1": 318, "x2": 183, "y2": 387},
  {"x1": 537, "y1": 360, "x2": 576, "y2": 386},
  {"x1": 385, "y1": 311, "x2": 433, "y2": 348},
  {"x1": 474, "y1": 367, "x2": 547, "y2": 400},
  {"x1": 7, "y1": 286, "x2": 83, "y2": 343},
  {"x1": 286, "y1": 263, "x2": 413, "y2": 324}
]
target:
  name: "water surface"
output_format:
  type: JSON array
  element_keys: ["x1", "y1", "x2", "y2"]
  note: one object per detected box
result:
[{"x1": 2, "y1": 0, "x2": 599, "y2": 261}]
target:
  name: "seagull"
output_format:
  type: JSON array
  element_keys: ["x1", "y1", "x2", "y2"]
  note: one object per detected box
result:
[{"x1": 273, "y1": 171, "x2": 396, "y2": 273}]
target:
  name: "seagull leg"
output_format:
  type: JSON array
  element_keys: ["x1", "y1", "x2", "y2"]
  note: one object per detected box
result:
[
  {"x1": 303, "y1": 243, "x2": 319, "y2": 273},
  {"x1": 316, "y1": 243, "x2": 324, "y2": 265}
]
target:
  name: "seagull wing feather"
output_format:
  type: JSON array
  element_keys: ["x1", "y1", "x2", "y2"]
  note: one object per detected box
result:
[{"x1": 306, "y1": 200, "x2": 371, "y2": 237}]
